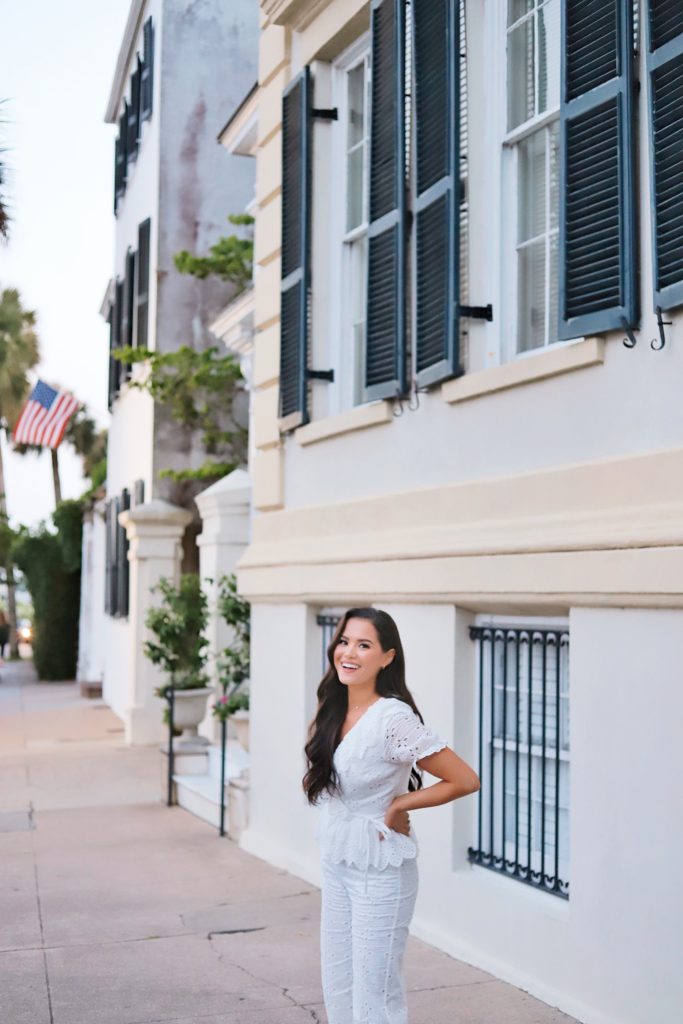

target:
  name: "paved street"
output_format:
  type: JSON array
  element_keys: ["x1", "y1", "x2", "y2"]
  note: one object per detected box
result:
[{"x1": 0, "y1": 660, "x2": 579, "y2": 1024}]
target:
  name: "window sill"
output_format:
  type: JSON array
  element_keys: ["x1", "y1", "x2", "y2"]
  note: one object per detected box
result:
[
  {"x1": 441, "y1": 337, "x2": 605, "y2": 405},
  {"x1": 294, "y1": 400, "x2": 393, "y2": 447}
]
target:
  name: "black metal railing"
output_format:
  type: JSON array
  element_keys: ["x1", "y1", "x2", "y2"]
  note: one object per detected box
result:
[
  {"x1": 317, "y1": 614, "x2": 341, "y2": 673},
  {"x1": 468, "y1": 625, "x2": 570, "y2": 899},
  {"x1": 163, "y1": 685, "x2": 176, "y2": 807}
]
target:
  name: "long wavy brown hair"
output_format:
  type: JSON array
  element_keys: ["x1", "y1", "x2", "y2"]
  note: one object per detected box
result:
[{"x1": 302, "y1": 607, "x2": 425, "y2": 805}]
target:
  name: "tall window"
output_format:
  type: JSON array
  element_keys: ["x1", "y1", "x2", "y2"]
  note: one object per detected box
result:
[
  {"x1": 339, "y1": 50, "x2": 371, "y2": 409},
  {"x1": 505, "y1": 0, "x2": 561, "y2": 353},
  {"x1": 469, "y1": 619, "x2": 570, "y2": 899}
]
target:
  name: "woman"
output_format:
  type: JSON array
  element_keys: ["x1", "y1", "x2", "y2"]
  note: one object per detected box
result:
[{"x1": 303, "y1": 607, "x2": 480, "y2": 1024}]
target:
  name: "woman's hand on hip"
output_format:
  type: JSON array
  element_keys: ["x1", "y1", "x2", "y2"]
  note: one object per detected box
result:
[{"x1": 382, "y1": 800, "x2": 411, "y2": 839}]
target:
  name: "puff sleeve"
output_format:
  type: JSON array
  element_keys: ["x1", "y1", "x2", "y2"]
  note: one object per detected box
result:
[{"x1": 383, "y1": 704, "x2": 447, "y2": 764}]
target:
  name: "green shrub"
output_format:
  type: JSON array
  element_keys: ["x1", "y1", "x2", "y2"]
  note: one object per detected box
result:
[{"x1": 12, "y1": 501, "x2": 83, "y2": 680}]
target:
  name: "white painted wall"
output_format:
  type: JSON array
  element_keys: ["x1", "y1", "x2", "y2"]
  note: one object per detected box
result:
[
  {"x1": 76, "y1": 504, "x2": 107, "y2": 684},
  {"x1": 245, "y1": 602, "x2": 683, "y2": 1024}
]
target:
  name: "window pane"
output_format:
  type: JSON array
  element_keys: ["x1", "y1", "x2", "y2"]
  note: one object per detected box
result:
[
  {"x1": 508, "y1": 19, "x2": 535, "y2": 130},
  {"x1": 538, "y1": 0, "x2": 560, "y2": 113},
  {"x1": 347, "y1": 147, "x2": 365, "y2": 231},
  {"x1": 549, "y1": 120, "x2": 560, "y2": 230},
  {"x1": 508, "y1": 0, "x2": 533, "y2": 25},
  {"x1": 518, "y1": 239, "x2": 546, "y2": 351},
  {"x1": 548, "y1": 232, "x2": 559, "y2": 342},
  {"x1": 347, "y1": 63, "x2": 365, "y2": 148},
  {"x1": 349, "y1": 235, "x2": 367, "y2": 403},
  {"x1": 518, "y1": 129, "x2": 546, "y2": 242}
]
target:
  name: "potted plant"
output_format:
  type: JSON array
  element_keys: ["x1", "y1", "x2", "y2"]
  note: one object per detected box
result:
[
  {"x1": 212, "y1": 573, "x2": 250, "y2": 751},
  {"x1": 145, "y1": 573, "x2": 212, "y2": 747}
]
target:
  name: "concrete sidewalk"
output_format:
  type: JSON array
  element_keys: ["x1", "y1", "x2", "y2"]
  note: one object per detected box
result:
[{"x1": 0, "y1": 660, "x2": 579, "y2": 1024}]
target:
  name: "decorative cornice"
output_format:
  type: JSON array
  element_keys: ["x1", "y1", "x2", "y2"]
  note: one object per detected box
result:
[{"x1": 105, "y1": 0, "x2": 147, "y2": 123}]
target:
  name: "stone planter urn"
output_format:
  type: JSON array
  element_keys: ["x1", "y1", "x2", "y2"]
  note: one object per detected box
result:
[
  {"x1": 231, "y1": 709, "x2": 250, "y2": 752},
  {"x1": 171, "y1": 687, "x2": 213, "y2": 747}
]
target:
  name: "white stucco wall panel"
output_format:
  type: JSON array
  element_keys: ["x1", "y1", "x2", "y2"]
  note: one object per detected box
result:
[
  {"x1": 282, "y1": 333, "x2": 683, "y2": 510},
  {"x1": 244, "y1": 602, "x2": 683, "y2": 1024}
]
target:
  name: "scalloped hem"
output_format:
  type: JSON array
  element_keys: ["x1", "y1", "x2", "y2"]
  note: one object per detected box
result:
[
  {"x1": 321, "y1": 843, "x2": 419, "y2": 871},
  {"x1": 417, "y1": 740, "x2": 448, "y2": 761}
]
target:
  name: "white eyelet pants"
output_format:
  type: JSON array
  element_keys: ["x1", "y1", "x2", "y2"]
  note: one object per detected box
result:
[{"x1": 320, "y1": 855, "x2": 419, "y2": 1024}]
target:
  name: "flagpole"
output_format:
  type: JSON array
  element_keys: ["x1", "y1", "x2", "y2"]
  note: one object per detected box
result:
[{"x1": 51, "y1": 447, "x2": 62, "y2": 507}]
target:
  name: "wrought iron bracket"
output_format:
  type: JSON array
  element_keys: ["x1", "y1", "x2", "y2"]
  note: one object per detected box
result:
[
  {"x1": 312, "y1": 107, "x2": 338, "y2": 121},
  {"x1": 621, "y1": 317, "x2": 638, "y2": 348},
  {"x1": 305, "y1": 368, "x2": 335, "y2": 382},
  {"x1": 460, "y1": 303, "x2": 493, "y2": 321},
  {"x1": 651, "y1": 306, "x2": 671, "y2": 351}
]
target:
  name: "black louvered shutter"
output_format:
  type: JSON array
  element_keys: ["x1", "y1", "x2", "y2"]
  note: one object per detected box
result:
[
  {"x1": 110, "y1": 496, "x2": 120, "y2": 616},
  {"x1": 136, "y1": 219, "x2": 151, "y2": 349},
  {"x1": 365, "y1": 0, "x2": 407, "y2": 401},
  {"x1": 141, "y1": 18, "x2": 154, "y2": 120},
  {"x1": 121, "y1": 249, "x2": 136, "y2": 381},
  {"x1": 115, "y1": 109, "x2": 127, "y2": 209},
  {"x1": 127, "y1": 65, "x2": 141, "y2": 160},
  {"x1": 279, "y1": 67, "x2": 311, "y2": 429},
  {"x1": 413, "y1": 0, "x2": 461, "y2": 387},
  {"x1": 117, "y1": 489, "x2": 131, "y2": 618},
  {"x1": 646, "y1": 2, "x2": 683, "y2": 310},
  {"x1": 558, "y1": 0, "x2": 638, "y2": 339},
  {"x1": 104, "y1": 500, "x2": 112, "y2": 614},
  {"x1": 108, "y1": 282, "x2": 123, "y2": 409},
  {"x1": 107, "y1": 308, "x2": 116, "y2": 411}
]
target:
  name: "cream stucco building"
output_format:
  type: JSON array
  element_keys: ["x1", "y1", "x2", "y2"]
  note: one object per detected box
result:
[{"x1": 236, "y1": 2, "x2": 683, "y2": 1023}]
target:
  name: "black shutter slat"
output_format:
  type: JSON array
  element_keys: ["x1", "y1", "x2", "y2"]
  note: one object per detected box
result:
[
  {"x1": 649, "y1": 0, "x2": 683, "y2": 50},
  {"x1": 141, "y1": 18, "x2": 154, "y2": 120},
  {"x1": 558, "y1": 0, "x2": 638, "y2": 339},
  {"x1": 413, "y1": 0, "x2": 461, "y2": 387},
  {"x1": 365, "y1": 0, "x2": 407, "y2": 400},
  {"x1": 279, "y1": 67, "x2": 311, "y2": 429},
  {"x1": 646, "y1": 7, "x2": 683, "y2": 307},
  {"x1": 136, "y1": 219, "x2": 151, "y2": 350}
]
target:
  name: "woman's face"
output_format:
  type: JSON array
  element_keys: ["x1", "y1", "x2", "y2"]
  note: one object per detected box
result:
[{"x1": 334, "y1": 617, "x2": 395, "y2": 692}]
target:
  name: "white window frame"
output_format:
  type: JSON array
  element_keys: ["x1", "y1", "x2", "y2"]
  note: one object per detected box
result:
[
  {"x1": 324, "y1": 33, "x2": 371, "y2": 417},
  {"x1": 492, "y1": 0, "x2": 569, "y2": 366}
]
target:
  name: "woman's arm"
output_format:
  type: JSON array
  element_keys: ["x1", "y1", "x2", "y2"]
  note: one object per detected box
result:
[{"x1": 384, "y1": 747, "x2": 480, "y2": 836}]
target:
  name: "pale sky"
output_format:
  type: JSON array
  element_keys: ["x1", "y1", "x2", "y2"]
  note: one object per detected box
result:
[{"x1": 0, "y1": 0, "x2": 131, "y2": 527}]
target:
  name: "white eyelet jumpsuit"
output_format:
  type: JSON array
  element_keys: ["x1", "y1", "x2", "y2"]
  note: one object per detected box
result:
[{"x1": 316, "y1": 696, "x2": 447, "y2": 1024}]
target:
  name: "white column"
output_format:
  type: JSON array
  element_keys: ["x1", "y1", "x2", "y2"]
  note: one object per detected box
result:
[
  {"x1": 119, "y1": 499, "x2": 192, "y2": 745},
  {"x1": 195, "y1": 469, "x2": 251, "y2": 739}
]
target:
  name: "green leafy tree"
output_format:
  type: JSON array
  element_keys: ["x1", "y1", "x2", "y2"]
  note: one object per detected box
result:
[
  {"x1": 0, "y1": 287, "x2": 40, "y2": 655},
  {"x1": 113, "y1": 344, "x2": 247, "y2": 484},
  {"x1": 174, "y1": 214, "x2": 253, "y2": 294},
  {"x1": 0, "y1": 104, "x2": 9, "y2": 240},
  {"x1": 11, "y1": 500, "x2": 83, "y2": 680}
]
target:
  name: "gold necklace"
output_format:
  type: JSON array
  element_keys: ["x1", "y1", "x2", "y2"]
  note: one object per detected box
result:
[{"x1": 350, "y1": 697, "x2": 379, "y2": 712}]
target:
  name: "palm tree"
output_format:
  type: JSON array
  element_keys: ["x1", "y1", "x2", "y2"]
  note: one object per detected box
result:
[
  {"x1": 0, "y1": 288, "x2": 40, "y2": 655},
  {"x1": 0, "y1": 103, "x2": 9, "y2": 241}
]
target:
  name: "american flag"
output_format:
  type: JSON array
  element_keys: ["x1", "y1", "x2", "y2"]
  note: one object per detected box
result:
[{"x1": 12, "y1": 380, "x2": 79, "y2": 449}]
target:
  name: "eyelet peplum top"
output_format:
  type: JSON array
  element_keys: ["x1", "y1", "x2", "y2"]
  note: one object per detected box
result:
[{"x1": 315, "y1": 695, "x2": 447, "y2": 873}]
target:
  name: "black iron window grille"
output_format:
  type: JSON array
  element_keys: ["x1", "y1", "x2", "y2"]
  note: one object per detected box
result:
[
  {"x1": 468, "y1": 624, "x2": 570, "y2": 899},
  {"x1": 317, "y1": 613, "x2": 341, "y2": 673}
]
